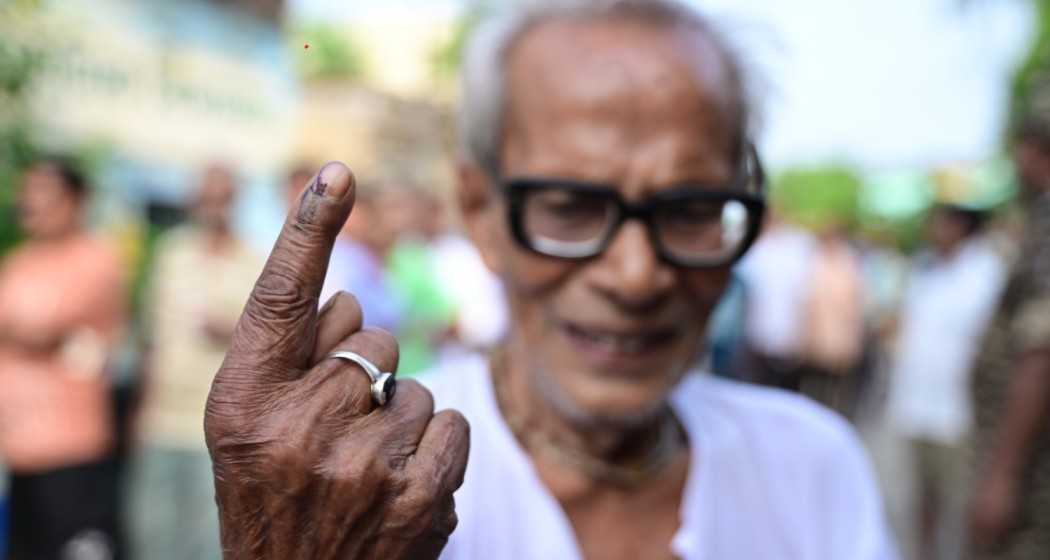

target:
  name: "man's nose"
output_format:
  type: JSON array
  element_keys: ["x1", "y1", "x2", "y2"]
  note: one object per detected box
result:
[{"x1": 589, "y1": 220, "x2": 675, "y2": 312}]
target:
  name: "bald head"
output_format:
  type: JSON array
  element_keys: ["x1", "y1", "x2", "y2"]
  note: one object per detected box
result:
[
  {"x1": 504, "y1": 18, "x2": 742, "y2": 184},
  {"x1": 459, "y1": 0, "x2": 752, "y2": 178}
]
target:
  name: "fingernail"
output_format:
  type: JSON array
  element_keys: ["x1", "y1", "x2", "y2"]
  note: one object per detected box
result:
[{"x1": 310, "y1": 162, "x2": 353, "y2": 201}]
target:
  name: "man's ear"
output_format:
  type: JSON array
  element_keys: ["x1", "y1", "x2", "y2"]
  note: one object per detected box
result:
[{"x1": 456, "y1": 159, "x2": 503, "y2": 275}]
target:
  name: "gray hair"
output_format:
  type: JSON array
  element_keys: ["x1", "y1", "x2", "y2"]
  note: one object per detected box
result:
[{"x1": 459, "y1": 0, "x2": 758, "y2": 178}]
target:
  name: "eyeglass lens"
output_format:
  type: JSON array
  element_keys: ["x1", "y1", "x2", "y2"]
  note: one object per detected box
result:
[{"x1": 521, "y1": 188, "x2": 753, "y2": 262}]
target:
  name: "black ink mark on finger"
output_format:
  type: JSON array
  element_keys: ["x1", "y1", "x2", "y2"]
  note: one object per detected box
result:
[
  {"x1": 297, "y1": 177, "x2": 326, "y2": 223},
  {"x1": 311, "y1": 178, "x2": 328, "y2": 197}
]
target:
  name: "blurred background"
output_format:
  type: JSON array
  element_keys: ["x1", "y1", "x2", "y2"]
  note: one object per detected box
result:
[{"x1": 0, "y1": 0, "x2": 1047, "y2": 558}]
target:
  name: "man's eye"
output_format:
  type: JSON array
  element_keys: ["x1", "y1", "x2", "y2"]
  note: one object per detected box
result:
[
  {"x1": 534, "y1": 192, "x2": 608, "y2": 220},
  {"x1": 660, "y1": 202, "x2": 722, "y2": 225}
]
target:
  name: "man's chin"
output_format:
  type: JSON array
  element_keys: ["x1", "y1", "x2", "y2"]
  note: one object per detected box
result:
[{"x1": 537, "y1": 372, "x2": 680, "y2": 429}]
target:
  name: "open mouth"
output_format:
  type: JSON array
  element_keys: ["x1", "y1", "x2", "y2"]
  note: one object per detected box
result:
[{"x1": 561, "y1": 321, "x2": 680, "y2": 364}]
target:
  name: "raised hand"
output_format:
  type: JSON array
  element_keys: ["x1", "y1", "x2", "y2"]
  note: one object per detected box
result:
[{"x1": 204, "y1": 162, "x2": 470, "y2": 559}]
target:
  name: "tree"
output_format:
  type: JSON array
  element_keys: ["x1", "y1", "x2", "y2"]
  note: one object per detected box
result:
[
  {"x1": 1011, "y1": 0, "x2": 1050, "y2": 131},
  {"x1": 293, "y1": 24, "x2": 367, "y2": 82},
  {"x1": 0, "y1": 1, "x2": 43, "y2": 255}
]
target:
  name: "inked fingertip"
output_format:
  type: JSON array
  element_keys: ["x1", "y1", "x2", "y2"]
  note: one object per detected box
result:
[{"x1": 315, "y1": 161, "x2": 355, "y2": 201}]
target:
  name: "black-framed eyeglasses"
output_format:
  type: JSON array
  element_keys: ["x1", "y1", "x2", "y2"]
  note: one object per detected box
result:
[{"x1": 501, "y1": 144, "x2": 768, "y2": 268}]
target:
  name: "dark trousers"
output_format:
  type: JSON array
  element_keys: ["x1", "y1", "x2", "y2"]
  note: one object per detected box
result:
[{"x1": 7, "y1": 459, "x2": 123, "y2": 560}]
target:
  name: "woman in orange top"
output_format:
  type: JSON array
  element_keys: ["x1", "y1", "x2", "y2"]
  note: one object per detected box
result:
[{"x1": 0, "y1": 158, "x2": 127, "y2": 560}]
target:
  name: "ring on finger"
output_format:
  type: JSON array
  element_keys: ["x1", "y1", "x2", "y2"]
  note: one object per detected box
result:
[{"x1": 327, "y1": 350, "x2": 396, "y2": 406}]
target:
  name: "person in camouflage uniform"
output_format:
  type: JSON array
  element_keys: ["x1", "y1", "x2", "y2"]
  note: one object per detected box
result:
[{"x1": 967, "y1": 117, "x2": 1050, "y2": 560}]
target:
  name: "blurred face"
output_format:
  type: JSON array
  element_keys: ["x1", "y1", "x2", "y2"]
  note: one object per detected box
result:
[
  {"x1": 17, "y1": 164, "x2": 83, "y2": 240},
  {"x1": 194, "y1": 167, "x2": 237, "y2": 231},
  {"x1": 1013, "y1": 137, "x2": 1050, "y2": 197},
  {"x1": 463, "y1": 19, "x2": 742, "y2": 425},
  {"x1": 927, "y1": 209, "x2": 967, "y2": 255}
]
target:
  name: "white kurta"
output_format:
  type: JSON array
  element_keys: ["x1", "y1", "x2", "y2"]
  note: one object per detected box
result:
[{"x1": 420, "y1": 355, "x2": 898, "y2": 560}]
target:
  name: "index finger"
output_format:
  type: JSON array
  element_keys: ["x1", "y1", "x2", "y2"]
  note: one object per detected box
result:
[{"x1": 227, "y1": 162, "x2": 356, "y2": 379}]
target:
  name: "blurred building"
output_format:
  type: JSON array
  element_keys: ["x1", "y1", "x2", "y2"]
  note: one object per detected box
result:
[
  {"x1": 1, "y1": 0, "x2": 298, "y2": 238},
  {"x1": 292, "y1": 6, "x2": 460, "y2": 195},
  {"x1": 296, "y1": 83, "x2": 456, "y2": 194}
]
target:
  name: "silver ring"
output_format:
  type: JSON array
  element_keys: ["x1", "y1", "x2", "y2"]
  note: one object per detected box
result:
[{"x1": 327, "y1": 350, "x2": 396, "y2": 406}]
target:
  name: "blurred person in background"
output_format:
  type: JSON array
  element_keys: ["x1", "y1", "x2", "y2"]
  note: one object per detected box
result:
[
  {"x1": 0, "y1": 157, "x2": 127, "y2": 560},
  {"x1": 887, "y1": 204, "x2": 1005, "y2": 560},
  {"x1": 967, "y1": 116, "x2": 1050, "y2": 560},
  {"x1": 799, "y1": 223, "x2": 866, "y2": 417},
  {"x1": 127, "y1": 164, "x2": 261, "y2": 560},
  {"x1": 201, "y1": 2, "x2": 897, "y2": 558},
  {"x1": 380, "y1": 184, "x2": 456, "y2": 375},
  {"x1": 381, "y1": 184, "x2": 509, "y2": 371},
  {"x1": 735, "y1": 213, "x2": 817, "y2": 390},
  {"x1": 427, "y1": 191, "x2": 510, "y2": 361},
  {"x1": 319, "y1": 185, "x2": 404, "y2": 333},
  {"x1": 855, "y1": 225, "x2": 910, "y2": 411}
]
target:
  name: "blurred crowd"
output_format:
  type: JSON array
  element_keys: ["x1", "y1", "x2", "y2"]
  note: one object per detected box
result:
[{"x1": 705, "y1": 117, "x2": 1050, "y2": 560}]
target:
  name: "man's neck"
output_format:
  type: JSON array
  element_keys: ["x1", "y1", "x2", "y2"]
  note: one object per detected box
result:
[{"x1": 496, "y1": 339, "x2": 683, "y2": 486}]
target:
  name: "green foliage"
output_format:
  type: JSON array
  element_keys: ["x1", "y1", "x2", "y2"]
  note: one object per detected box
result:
[
  {"x1": 771, "y1": 166, "x2": 862, "y2": 230},
  {"x1": 0, "y1": 5, "x2": 43, "y2": 255},
  {"x1": 293, "y1": 24, "x2": 367, "y2": 82},
  {"x1": 430, "y1": 4, "x2": 488, "y2": 82},
  {"x1": 1011, "y1": 0, "x2": 1050, "y2": 130}
]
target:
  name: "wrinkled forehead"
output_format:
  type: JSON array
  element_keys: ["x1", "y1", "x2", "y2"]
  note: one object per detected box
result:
[{"x1": 501, "y1": 18, "x2": 739, "y2": 186}]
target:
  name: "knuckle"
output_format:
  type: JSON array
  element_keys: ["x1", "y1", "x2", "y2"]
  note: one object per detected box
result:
[
  {"x1": 208, "y1": 364, "x2": 288, "y2": 411},
  {"x1": 401, "y1": 486, "x2": 436, "y2": 515},
  {"x1": 437, "y1": 409, "x2": 471, "y2": 439},
  {"x1": 204, "y1": 419, "x2": 271, "y2": 466},
  {"x1": 329, "y1": 290, "x2": 360, "y2": 314},
  {"x1": 388, "y1": 487, "x2": 457, "y2": 539},
  {"x1": 249, "y1": 267, "x2": 311, "y2": 316},
  {"x1": 396, "y1": 380, "x2": 435, "y2": 417},
  {"x1": 204, "y1": 382, "x2": 298, "y2": 460},
  {"x1": 291, "y1": 210, "x2": 331, "y2": 238},
  {"x1": 387, "y1": 486, "x2": 439, "y2": 531},
  {"x1": 339, "y1": 438, "x2": 394, "y2": 483},
  {"x1": 336, "y1": 290, "x2": 361, "y2": 310},
  {"x1": 203, "y1": 387, "x2": 251, "y2": 447},
  {"x1": 360, "y1": 327, "x2": 400, "y2": 362},
  {"x1": 443, "y1": 508, "x2": 459, "y2": 535}
]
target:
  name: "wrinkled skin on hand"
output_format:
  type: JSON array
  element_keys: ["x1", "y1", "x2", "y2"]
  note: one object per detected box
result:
[{"x1": 204, "y1": 162, "x2": 470, "y2": 559}]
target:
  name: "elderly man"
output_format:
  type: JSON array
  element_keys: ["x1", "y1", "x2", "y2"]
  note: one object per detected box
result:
[{"x1": 204, "y1": 1, "x2": 896, "y2": 558}]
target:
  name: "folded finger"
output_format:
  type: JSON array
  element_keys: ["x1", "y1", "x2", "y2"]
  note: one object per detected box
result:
[
  {"x1": 410, "y1": 409, "x2": 470, "y2": 492},
  {"x1": 307, "y1": 327, "x2": 401, "y2": 417},
  {"x1": 312, "y1": 291, "x2": 364, "y2": 365}
]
